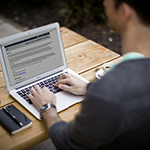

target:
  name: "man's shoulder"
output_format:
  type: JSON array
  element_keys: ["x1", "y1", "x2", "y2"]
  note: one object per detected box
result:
[
  {"x1": 114, "y1": 58, "x2": 150, "y2": 73},
  {"x1": 87, "y1": 58, "x2": 150, "y2": 103}
]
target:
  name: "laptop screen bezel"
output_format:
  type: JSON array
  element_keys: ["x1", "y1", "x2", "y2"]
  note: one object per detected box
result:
[{"x1": 0, "y1": 22, "x2": 67, "y2": 92}]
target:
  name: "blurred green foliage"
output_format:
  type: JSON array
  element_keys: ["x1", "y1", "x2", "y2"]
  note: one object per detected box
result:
[
  {"x1": 58, "y1": 0, "x2": 107, "y2": 27},
  {"x1": 1, "y1": 0, "x2": 106, "y2": 27},
  {"x1": 20, "y1": 0, "x2": 107, "y2": 27},
  {"x1": 1, "y1": 0, "x2": 53, "y2": 6}
]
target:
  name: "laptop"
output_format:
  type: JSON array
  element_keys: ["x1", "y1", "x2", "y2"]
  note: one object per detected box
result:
[{"x1": 0, "y1": 22, "x2": 89, "y2": 120}]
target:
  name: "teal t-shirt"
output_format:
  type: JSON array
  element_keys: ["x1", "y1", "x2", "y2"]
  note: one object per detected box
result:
[{"x1": 110, "y1": 52, "x2": 145, "y2": 71}]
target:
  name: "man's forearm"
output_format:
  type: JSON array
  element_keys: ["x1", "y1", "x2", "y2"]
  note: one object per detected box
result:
[{"x1": 42, "y1": 108, "x2": 61, "y2": 130}]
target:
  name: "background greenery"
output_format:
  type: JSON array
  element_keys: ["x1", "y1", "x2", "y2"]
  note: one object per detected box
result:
[
  {"x1": 0, "y1": 0, "x2": 106, "y2": 28},
  {"x1": 58, "y1": 0, "x2": 106, "y2": 27}
]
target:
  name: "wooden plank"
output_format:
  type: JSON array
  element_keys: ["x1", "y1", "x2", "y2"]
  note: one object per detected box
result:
[
  {"x1": 0, "y1": 102, "x2": 82, "y2": 150},
  {"x1": 80, "y1": 57, "x2": 123, "y2": 82},
  {"x1": 0, "y1": 64, "x2": 1, "y2": 72},
  {"x1": 65, "y1": 40, "x2": 120, "y2": 74},
  {"x1": 59, "y1": 103, "x2": 81, "y2": 122},
  {"x1": 60, "y1": 27, "x2": 88, "y2": 49},
  {"x1": 0, "y1": 72, "x2": 14, "y2": 108}
]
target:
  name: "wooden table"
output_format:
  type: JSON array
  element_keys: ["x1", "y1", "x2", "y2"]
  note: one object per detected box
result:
[{"x1": 0, "y1": 27, "x2": 122, "y2": 150}]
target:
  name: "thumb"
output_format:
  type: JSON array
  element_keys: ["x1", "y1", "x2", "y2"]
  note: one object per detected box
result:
[{"x1": 58, "y1": 84, "x2": 71, "y2": 92}]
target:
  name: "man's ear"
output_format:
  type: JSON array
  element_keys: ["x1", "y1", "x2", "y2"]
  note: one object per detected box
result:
[{"x1": 121, "y1": 3, "x2": 133, "y2": 22}]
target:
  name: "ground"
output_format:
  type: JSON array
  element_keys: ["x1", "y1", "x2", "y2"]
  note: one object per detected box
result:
[{"x1": 0, "y1": 0, "x2": 122, "y2": 55}]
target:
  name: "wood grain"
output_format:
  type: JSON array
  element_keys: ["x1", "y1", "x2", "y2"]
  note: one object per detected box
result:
[
  {"x1": 0, "y1": 72, "x2": 15, "y2": 108},
  {"x1": 60, "y1": 27, "x2": 87, "y2": 49},
  {"x1": 80, "y1": 57, "x2": 123, "y2": 82},
  {"x1": 65, "y1": 40, "x2": 120, "y2": 74}
]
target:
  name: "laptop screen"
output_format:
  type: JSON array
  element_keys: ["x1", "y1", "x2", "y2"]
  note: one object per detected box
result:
[{"x1": 1, "y1": 27, "x2": 63, "y2": 86}]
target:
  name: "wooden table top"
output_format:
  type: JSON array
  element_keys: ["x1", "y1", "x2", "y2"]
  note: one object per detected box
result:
[{"x1": 0, "y1": 27, "x2": 122, "y2": 150}]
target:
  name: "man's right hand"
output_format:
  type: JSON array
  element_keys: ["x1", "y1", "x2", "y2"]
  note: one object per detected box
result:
[{"x1": 54, "y1": 73, "x2": 88, "y2": 96}]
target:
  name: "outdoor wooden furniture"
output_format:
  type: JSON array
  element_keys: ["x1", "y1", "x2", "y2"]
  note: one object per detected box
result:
[{"x1": 0, "y1": 27, "x2": 122, "y2": 150}]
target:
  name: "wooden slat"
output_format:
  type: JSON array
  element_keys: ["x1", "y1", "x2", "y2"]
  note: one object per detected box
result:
[
  {"x1": 59, "y1": 103, "x2": 81, "y2": 122},
  {"x1": 0, "y1": 72, "x2": 14, "y2": 108},
  {"x1": 80, "y1": 57, "x2": 123, "y2": 82},
  {"x1": 0, "y1": 64, "x2": 1, "y2": 72},
  {"x1": 60, "y1": 27, "x2": 88, "y2": 49},
  {"x1": 65, "y1": 40, "x2": 120, "y2": 74}
]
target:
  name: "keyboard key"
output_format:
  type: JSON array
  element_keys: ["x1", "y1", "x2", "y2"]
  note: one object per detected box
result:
[{"x1": 16, "y1": 73, "x2": 62, "y2": 105}]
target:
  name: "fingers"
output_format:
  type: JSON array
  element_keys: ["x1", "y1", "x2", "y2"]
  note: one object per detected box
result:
[
  {"x1": 58, "y1": 73, "x2": 68, "y2": 80},
  {"x1": 28, "y1": 84, "x2": 57, "y2": 111},
  {"x1": 58, "y1": 83, "x2": 72, "y2": 92},
  {"x1": 34, "y1": 84, "x2": 41, "y2": 91},
  {"x1": 29, "y1": 85, "x2": 40, "y2": 95},
  {"x1": 55, "y1": 78, "x2": 70, "y2": 87},
  {"x1": 28, "y1": 85, "x2": 40, "y2": 98},
  {"x1": 30, "y1": 87, "x2": 36, "y2": 95},
  {"x1": 42, "y1": 86, "x2": 51, "y2": 92},
  {"x1": 28, "y1": 93, "x2": 33, "y2": 99},
  {"x1": 55, "y1": 73, "x2": 72, "y2": 86}
]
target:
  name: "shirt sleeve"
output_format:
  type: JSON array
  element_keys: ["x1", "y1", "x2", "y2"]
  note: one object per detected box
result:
[{"x1": 49, "y1": 80, "x2": 124, "y2": 150}]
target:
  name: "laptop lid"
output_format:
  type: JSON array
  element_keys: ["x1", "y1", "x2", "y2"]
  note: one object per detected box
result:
[{"x1": 0, "y1": 22, "x2": 67, "y2": 92}]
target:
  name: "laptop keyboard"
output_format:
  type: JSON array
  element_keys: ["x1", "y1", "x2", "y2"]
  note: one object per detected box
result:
[{"x1": 16, "y1": 73, "x2": 62, "y2": 105}]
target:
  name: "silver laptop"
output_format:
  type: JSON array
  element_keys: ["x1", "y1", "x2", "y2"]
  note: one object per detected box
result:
[{"x1": 0, "y1": 22, "x2": 89, "y2": 120}]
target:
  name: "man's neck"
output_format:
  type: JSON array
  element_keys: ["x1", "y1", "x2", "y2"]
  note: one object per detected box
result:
[{"x1": 121, "y1": 22, "x2": 150, "y2": 57}]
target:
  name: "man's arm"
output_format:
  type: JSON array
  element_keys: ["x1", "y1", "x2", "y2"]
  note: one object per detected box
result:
[
  {"x1": 28, "y1": 85, "x2": 61, "y2": 129},
  {"x1": 28, "y1": 73, "x2": 88, "y2": 130},
  {"x1": 29, "y1": 73, "x2": 122, "y2": 149},
  {"x1": 49, "y1": 80, "x2": 123, "y2": 150}
]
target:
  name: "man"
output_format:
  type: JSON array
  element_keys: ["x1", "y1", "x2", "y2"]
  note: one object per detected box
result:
[{"x1": 28, "y1": 0, "x2": 150, "y2": 149}]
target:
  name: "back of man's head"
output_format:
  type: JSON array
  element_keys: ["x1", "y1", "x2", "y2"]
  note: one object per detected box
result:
[{"x1": 114, "y1": 0, "x2": 150, "y2": 26}]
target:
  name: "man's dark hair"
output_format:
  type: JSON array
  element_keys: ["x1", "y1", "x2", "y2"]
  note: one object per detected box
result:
[{"x1": 114, "y1": 0, "x2": 150, "y2": 26}]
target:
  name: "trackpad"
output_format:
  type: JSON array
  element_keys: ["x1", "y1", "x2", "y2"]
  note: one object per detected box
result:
[{"x1": 56, "y1": 91, "x2": 84, "y2": 112}]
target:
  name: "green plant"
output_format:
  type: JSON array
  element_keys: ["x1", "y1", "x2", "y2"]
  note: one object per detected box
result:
[{"x1": 59, "y1": 0, "x2": 106, "y2": 27}]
